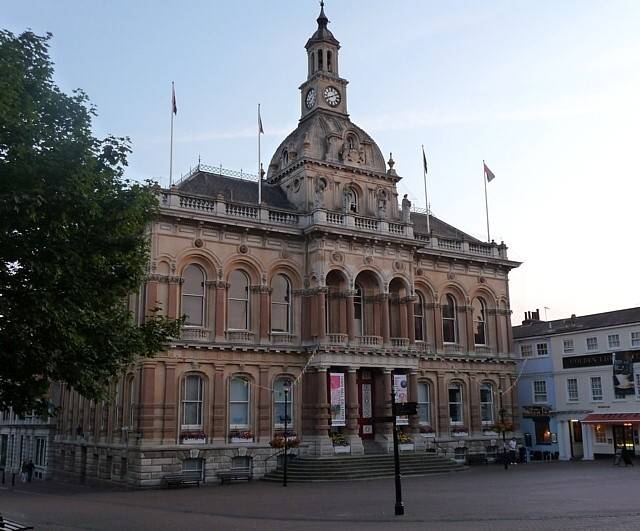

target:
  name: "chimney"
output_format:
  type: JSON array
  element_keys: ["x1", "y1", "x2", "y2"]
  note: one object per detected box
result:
[{"x1": 522, "y1": 309, "x2": 543, "y2": 326}]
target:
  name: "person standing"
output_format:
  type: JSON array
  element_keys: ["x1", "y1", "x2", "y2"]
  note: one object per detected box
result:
[
  {"x1": 508, "y1": 437, "x2": 518, "y2": 465},
  {"x1": 21, "y1": 461, "x2": 28, "y2": 482},
  {"x1": 27, "y1": 460, "x2": 35, "y2": 482}
]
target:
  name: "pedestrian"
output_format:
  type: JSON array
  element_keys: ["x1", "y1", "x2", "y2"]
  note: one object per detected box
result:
[
  {"x1": 508, "y1": 437, "x2": 518, "y2": 465},
  {"x1": 20, "y1": 461, "x2": 28, "y2": 483},
  {"x1": 27, "y1": 460, "x2": 35, "y2": 482}
]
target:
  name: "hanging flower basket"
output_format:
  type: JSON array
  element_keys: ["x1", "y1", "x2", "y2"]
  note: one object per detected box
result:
[
  {"x1": 489, "y1": 422, "x2": 515, "y2": 434},
  {"x1": 269, "y1": 432, "x2": 300, "y2": 449},
  {"x1": 229, "y1": 430, "x2": 254, "y2": 443}
]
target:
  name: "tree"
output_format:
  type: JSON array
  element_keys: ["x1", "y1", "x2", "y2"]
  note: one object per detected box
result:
[{"x1": 0, "y1": 30, "x2": 182, "y2": 414}]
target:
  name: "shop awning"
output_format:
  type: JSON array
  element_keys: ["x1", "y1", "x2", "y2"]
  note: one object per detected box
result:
[{"x1": 582, "y1": 413, "x2": 640, "y2": 424}]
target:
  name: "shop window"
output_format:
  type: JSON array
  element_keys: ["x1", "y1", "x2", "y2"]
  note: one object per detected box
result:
[
  {"x1": 442, "y1": 294, "x2": 458, "y2": 344},
  {"x1": 271, "y1": 274, "x2": 291, "y2": 333},
  {"x1": 534, "y1": 418, "x2": 552, "y2": 445},
  {"x1": 594, "y1": 424, "x2": 607, "y2": 444},
  {"x1": 448, "y1": 383, "x2": 463, "y2": 425},
  {"x1": 417, "y1": 382, "x2": 431, "y2": 425},
  {"x1": 182, "y1": 264, "x2": 205, "y2": 326},
  {"x1": 228, "y1": 270, "x2": 250, "y2": 330},
  {"x1": 274, "y1": 377, "x2": 293, "y2": 428},
  {"x1": 472, "y1": 298, "x2": 487, "y2": 346},
  {"x1": 480, "y1": 383, "x2": 495, "y2": 424}
]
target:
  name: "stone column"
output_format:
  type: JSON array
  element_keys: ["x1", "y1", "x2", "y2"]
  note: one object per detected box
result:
[
  {"x1": 581, "y1": 423, "x2": 594, "y2": 460},
  {"x1": 214, "y1": 282, "x2": 227, "y2": 341},
  {"x1": 346, "y1": 368, "x2": 364, "y2": 454},
  {"x1": 432, "y1": 303, "x2": 444, "y2": 352},
  {"x1": 437, "y1": 373, "x2": 449, "y2": 436},
  {"x1": 317, "y1": 288, "x2": 327, "y2": 343},
  {"x1": 162, "y1": 363, "x2": 177, "y2": 444},
  {"x1": 558, "y1": 421, "x2": 572, "y2": 461},
  {"x1": 257, "y1": 287, "x2": 271, "y2": 344},
  {"x1": 212, "y1": 367, "x2": 226, "y2": 442},
  {"x1": 312, "y1": 368, "x2": 333, "y2": 456},
  {"x1": 505, "y1": 310, "x2": 515, "y2": 355},
  {"x1": 346, "y1": 291, "x2": 356, "y2": 343},
  {"x1": 381, "y1": 294, "x2": 391, "y2": 346},
  {"x1": 469, "y1": 374, "x2": 481, "y2": 434},
  {"x1": 379, "y1": 370, "x2": 393, "y2": 442},
  {"x1": 167, "y1": 277, "x2": 181, "y2": 320},
  {"x1": 465, "y1": 306, "x2": 475, "y2": 353},
  {"x1": 494, "y1": 309, "x2": 504, "y2": 354},
  {"x1": 398, "y1": 298, "x2": 409, "y2": 340},
  {"x1": 205, "y1": 281, "x2": 217, "y2": 340},
  {"x1": 138, "y1": 363, "x2": 157, "y2": 442},
  {"x1": 258, "y1": 367, "x2": 270, "y2": 442},
  {"x1": 406, "y1": 297, "x2": 416, "y2": 344}
]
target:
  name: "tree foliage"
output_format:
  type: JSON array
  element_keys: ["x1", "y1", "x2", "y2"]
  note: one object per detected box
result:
[{"x1": 0, "y1": 30, "x2": 182, "y2": 414}]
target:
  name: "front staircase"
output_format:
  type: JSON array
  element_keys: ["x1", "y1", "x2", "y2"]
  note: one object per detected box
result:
[{"x1": 261, "y1": 452, "x2": 467, "y2": 482}]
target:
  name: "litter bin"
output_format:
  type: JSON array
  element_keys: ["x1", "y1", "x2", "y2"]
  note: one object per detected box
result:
[{"x1": 518, "y1": 446, "x2": 527, "y2": 463}]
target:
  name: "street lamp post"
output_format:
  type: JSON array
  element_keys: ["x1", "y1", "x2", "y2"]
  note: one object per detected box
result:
[
  {"x1": 391, "y1": 388, "x2": 404, "y2": 516},
  {"x1": 283, "y1": 380, "x2": 291, "y2": 487}
]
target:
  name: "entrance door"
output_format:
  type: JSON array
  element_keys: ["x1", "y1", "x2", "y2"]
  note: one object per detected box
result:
[
  {"x1": 613, "y1": 425, "x2": 635, "y2": 451},
  {"x1": 569, "y1": 420, "x2": 583, "y2": 459},
  {"x1": 357, "y1": 369, "x2": 374, "y2": 439}
]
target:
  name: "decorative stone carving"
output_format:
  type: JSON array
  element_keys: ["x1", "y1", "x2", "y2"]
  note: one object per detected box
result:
[
  {"x1": 364, "y1": 255, "x2": 373, "y2": 265},
  {"x1": 392, "y1": 260, "x2": 404, "y2": 272},
  {"x1": 401, "y1": 194, "x2": 411, "y2": 223},
  {"x1": 478, "y1": 276, "x2": 486, "y2": 284},
  {"x1": 447, "y1": 271, "x2": 456, "y2": 280},
  {"x1": 314, "y1": 177, "x2": 327, "y2": 208},
  {"x1": 376, "y1": 188, "x2": 388, "y2": 218},
  {"x1": 331, "y1": 251, "x2": 344, "y2": 264},
  {"x1": 416, "y1": 268, "x2": 424, "y2": 276},
  {"x1": 238, "y1": 244, "x2": 249, "y2": 254},
  {"x1": 194, "y1": 238, "x2": 204, "y2": 248}
]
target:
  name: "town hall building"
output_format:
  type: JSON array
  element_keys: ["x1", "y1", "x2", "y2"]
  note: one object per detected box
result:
[{"x1": 47, "y1": 5, "x2": 522, "y2": 486}]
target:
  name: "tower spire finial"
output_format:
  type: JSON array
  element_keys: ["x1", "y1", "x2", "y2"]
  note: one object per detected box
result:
[{"x1": 317, "y1": 0, "x2": 328, "y2": 26}]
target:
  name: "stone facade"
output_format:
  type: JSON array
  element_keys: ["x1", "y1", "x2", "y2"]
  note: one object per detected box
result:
[{"x1": 52, "y1": 5, "x2": 521, "y2": 487}]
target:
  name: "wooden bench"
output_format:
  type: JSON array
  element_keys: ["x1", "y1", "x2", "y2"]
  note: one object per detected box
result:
[
  {"x1": 466, "y1": 453, "x2": 488, "y2": 466},
  {"x1": 218, "y1": 467, "x2": 252, "y2": 485},
  {"x1": 163, "y1": 472, "x2": 202, "y2": 488},
  {"x1": 0, "y1": 514, "x2": 34, "y2": 531}
]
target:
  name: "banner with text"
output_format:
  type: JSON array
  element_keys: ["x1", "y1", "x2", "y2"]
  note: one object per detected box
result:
[
  {"x1": 394, "y1": 374, "x2": 409, "y2": 426},
  {"x1": 330, "y1": 372, "x2": 346, "y2": 427}
]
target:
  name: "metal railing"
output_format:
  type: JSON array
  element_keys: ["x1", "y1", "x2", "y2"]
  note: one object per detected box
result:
[{"x1": 178, "y1": 163, "x2": 259, "y2": 185}]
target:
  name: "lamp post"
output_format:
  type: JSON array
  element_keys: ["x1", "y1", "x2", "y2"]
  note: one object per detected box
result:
[
  {"x1": 391, "y1": 388, "x2": 404, "y2": 516},
  {"x1": 283, "y1": 380, "x2": 291, "y2": 487},
  {"x1": 499, "y1": 390, "x2": 508, "y2": 470}
]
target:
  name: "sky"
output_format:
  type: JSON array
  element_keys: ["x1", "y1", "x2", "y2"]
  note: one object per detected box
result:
[{"x1": 5, "y1": 0, "x2": 640, "y2": 324}]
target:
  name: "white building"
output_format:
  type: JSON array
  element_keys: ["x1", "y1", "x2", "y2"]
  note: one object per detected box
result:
[{"x1": 514, "y1": 308, "x2": 640, "y2": 461}]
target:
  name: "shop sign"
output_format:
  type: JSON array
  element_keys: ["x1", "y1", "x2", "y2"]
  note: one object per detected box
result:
[
  {"x1": 522, "y1": 405, "x2": 552, "y2": 418},
  {"x1": 330, "y1": 372, "x2": 346, "y2": 427}
]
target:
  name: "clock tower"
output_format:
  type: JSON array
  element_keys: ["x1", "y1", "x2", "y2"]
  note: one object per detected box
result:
[{"x1": 300, "y1": 2, "x2": 349, "y2": 120}]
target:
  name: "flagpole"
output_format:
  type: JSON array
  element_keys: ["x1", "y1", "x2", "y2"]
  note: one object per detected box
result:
[
  {"x1": 258, "y1": 103, "x2": 262, "y2": 205},
  {"x1": 483, "y1": 160, "x2": 491, "y2": 242},
  {"x1": 169, "y1": 81, "x2": 175, "y2": 187},
  {"x1": 422, "y1": 145, "x2": 431, "y2": 234}
]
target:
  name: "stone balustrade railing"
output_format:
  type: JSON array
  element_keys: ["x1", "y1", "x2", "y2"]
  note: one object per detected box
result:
[
  {"x1": 224, "y1": 330, "x2": 255, "y2": 343},
  {"x1": 180, "y1": 328, "x2": 212, "y2": 342},
  {"x1": 391, "y1": 337, "x2": 410, "y2": 348},
  {"x1": 444, "y1": 343, "x2": 462, "y2": 354},
  {"x1": 269, "y1": 333, "x2": 297, "y2": 344},
  {"x1": 357, "y1": 335, "x2": 383, "y2": 347},
  {"x1": 159, "y1": 189, "x2": 509, "y2": 259},
  {"x1": 326, "y1": 333, "x2": 349, "y2": 346}
]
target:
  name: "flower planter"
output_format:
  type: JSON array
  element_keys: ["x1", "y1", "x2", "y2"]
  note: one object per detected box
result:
[
  {"x1": 334, "y1": 445, "x2": 351, "y2": 454},
  {"x1": 181, "y1": 437, "x2": 206, "y2": 445},
  {"x1": 399, "y1": 443, "x2": 415, "y2": 451},
  {"x1": 231, "y1": 437, "x2": 254, "y2": 443},
  {"x1": 420, "y1": 432, "x2": 436, "y2": 438}
]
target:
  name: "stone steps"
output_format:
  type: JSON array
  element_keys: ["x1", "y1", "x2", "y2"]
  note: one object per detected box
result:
[{"x1": 262, "y1": 453, "x2": 467, "y2": 482}]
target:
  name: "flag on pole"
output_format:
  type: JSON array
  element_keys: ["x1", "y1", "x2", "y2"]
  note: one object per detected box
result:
[
  {"x1": 171, "y1": 83, "x2": 177, "y2": 115},
  {"x1": 484, "y1": 162, "x2": 495, "y2": 182},
  {"x1": 258, "y1": 106, "x2": 264, "y2": 134},
  {"x1": 422, "y1": 145, "x2": 428, "y2": 175}
]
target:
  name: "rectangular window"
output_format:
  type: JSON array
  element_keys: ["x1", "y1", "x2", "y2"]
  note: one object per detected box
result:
[
  {"x1": 520, "y1": 344, "x2": 533, "y2": 358},
  {"x1": 417, "y1": 382, "x2": 431, "y2": 425},
  {"x1": 586, "y1": 337, "x2": 598, "y2": 351},
  {"x1": 448, "y1": 385, "x2": 463, "y2": 424},
  {"x1": 631, "y1": 332, "x2": 640, "y2": 347},
  {"x1": 534, "y1": 418, "x2": 551, "y2": 445},
  {"x1": 182, "y1": 458, "x2": 203, "y2": 478},
  {"x1": 566, "y1": 378, "x2": 579, "y2": 402},
  {"x1": 590, "y1": 376, "x2": 603, "y2": 401},
  {"x1": 594, "y1": 424, "x2": 607, "y2": 444},
  {"x1": 533, "y1": 380, "x2": 547, "y2": 403},
  {"x1": 563, "y1": 339, "x2": 574, "y2": 353},
  {"x1": 35, "y1": 437, "x2": 47, "y2": 467},
  {"x1": 181, "y1": 376, "x2": 204, "y2": 428},
  {"x1": 634, "y1": 363, "x2": 640, "y2": 400},
  {"x1": 229, "y1": 378, "x2": 250, "y2": 429},
  {"x1": 608, "y1": 334, "x2": 620, "y2": 348},
  {"x1": 536, "y1": 343, "x2": 548, "y2": 356}
]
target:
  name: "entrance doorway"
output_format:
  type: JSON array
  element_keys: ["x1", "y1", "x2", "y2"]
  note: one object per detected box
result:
[
  {"x1": 357, "y1": 369, "x2": 374, "y2": 439},
  {"x1": 613, "y1": 424, "x2": 635, "y2": 452},
  {"x1": 569, "y1": 420, "x2": 583, "y2": 459}
]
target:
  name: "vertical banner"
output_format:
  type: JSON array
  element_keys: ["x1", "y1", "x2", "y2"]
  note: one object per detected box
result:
[
  {"x1": 394, "y1": 374, "x2": 409, "y2": 426},
  {"x1": 330, "y1": 372, "x2": 346, "y2": 427},
  {"x1": 613, "y1": 352, "x2": 635, "y2": 399}
]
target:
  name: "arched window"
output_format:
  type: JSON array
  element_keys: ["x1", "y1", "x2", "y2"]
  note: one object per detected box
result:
[
  {"x1": 327, "y1": 50, "x2": 333, "y2": 72},
  {"x1": 228, "y1": 270, "x2": 250, "y2": 330},
  {"x1": 414, "y1": 292, "x2": 426, "y2": 342},
  {"x1": 448, "y1": 382, "x2": 463, "y2": 425},
  {"x1": 229, "y1": 377, "x2": 250, "y2": 429},
  {"x1": 473, "y1": 297, "x2": 487, "y2": 346},
  {"x1": 182, "y1": 265, "x2": 205, "y2": 326},
  {"x1": 271, "y1": 274, "x2": 291, "y2": 333},
  {"x1": 480, "y1": 383, "x2": 495, "y2": 425},
  {"x1": 282, "y1": 149, "x2": 289, "y2": 165},
  {"x1": 181, "y1": 375, "x2": 204, "y2": 429},
  {"x1": 274, "y1": 377, "x2": 293, "y2": 428},
  {"x1": 347, "y1": 134, "x2": 356, "y2": 150},
  {"x1": 354, "y1": 284, "x2": 364, "y2": 336},
  {"x1": 442, "y1": 294, "x2": 458, "y2": 344},
  {"x1": 317, "y1": 49, "x2": 323, "y2": 70},
  {"x1": 344, "y1": 187, "x2": 358, "y2": 213},
  {"x1": 417, "y1": 382, "x2": 431, "y2": 425}
]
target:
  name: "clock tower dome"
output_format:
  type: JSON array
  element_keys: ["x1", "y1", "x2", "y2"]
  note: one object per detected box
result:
[{"x1": 300, "y1": 2, "x2": 348, "y2": 119}]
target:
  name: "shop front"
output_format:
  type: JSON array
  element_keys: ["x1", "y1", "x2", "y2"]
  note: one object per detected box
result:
[{"x1": 582, "y1": 413, "x2": 640, "y2": 457}]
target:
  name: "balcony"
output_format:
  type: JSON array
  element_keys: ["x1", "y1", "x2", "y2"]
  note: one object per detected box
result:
[
  {"x1": 356, "y1": 335, "x2": 382, "y2": 347},
  {"x1": 326, "y1": 333, "x2": 348, "y2": 346},
  {"x1": 269, "y1": 333, "x2": 297, "y2": 345},
  {"x1": 413, "y1": 342, "x2": 434, "y2": 355},
  {"x1": 443, "y1": 343, "x2": 462, "y2": 354},
  {"x1": 390, "y1": 337, "x2": 410, "y2": 348},
  {"x1": 474, "y1": 346, "x2": 492, "y2": 355},
  {"x1": 180, "y1": 328, "x2": 211, "y2": 342},
  {"x1": 225, "y1": 330, "x2": 255, "y2": 343}
]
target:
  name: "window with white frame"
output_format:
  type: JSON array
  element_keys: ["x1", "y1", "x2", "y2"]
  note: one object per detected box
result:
[
  {"x1": 271, "y1": 274, "x2": 292, "y2": 333},
  {"x1": 520, "y1": 344, "x2": 533, "y2": 358},
  {"x1": 566, "y1": 378, "x2": 579, "y2": 402},
  {"x1": 590, "y1": 376, "x2": 603, "y2": 401},
  {"x1": 594, "y1": 424, "x2": 607, "y2": 444},
  {"x1": 448, "y1": 383, "x2": 463, "y2": 424},
  {"x1": 417, "y1": 382, "x2": 431, "y2": 425},
  {"x1": 632, "y1": 331, "x2": 640, "y2": 347},
  {"x1": 414, "y1": 292, "x2": 426, "y2": 342},
  {"x1": 533, "y1": 380, "x2": 548, "y2": 403},
  {"x1": 586, "y1": 337, "x2": 598, "y2": 351},
  {"x1": 480, "y1": 383, "x2": 495, "y2": 424},
  {"x1": 608, "y1": 334, "x2": 620, "y2": 348},
  {"x1": 274, "y1": 377, "x2": 293, "y2": 428},
  {"x1": 229, "y1": 377, "x2": 250, "y2": 429},
  {"x1": 181, "y1": 375, "x2": 204, "y2": 428},
  {"x1": 563, "y1": 339, "x2": 574, "y2": 353},
  {"x1": 228, "y1": 270, "x2": 250, "y2": 330},
  {"x1": 182, "y1": 264, "x2": 205, "y2": 327},
  {"x1": 442, "y1": 295, "x2": 458, "y2": 344},
  {"x1": 536, "y1": 343, "x2": 548, "y2": 356},
  {"x1": 472, "y1": 298, "x2": 487, "y2": 346},
  {"x1": 35, "y1": 437, "x2": 47, "y2": 467}
]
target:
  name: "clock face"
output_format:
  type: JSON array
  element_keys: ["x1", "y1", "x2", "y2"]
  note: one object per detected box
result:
[
  {"x1": 305, "y1": 88, "x2": 316, "y2": 110},
  {"x1": 323, "y1": 86, "x2": 341, "y2": 107}
]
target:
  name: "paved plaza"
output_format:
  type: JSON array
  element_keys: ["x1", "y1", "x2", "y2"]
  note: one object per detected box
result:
[{"x1": 1, "y1": 461, "x2": 640, "y2": 530}]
